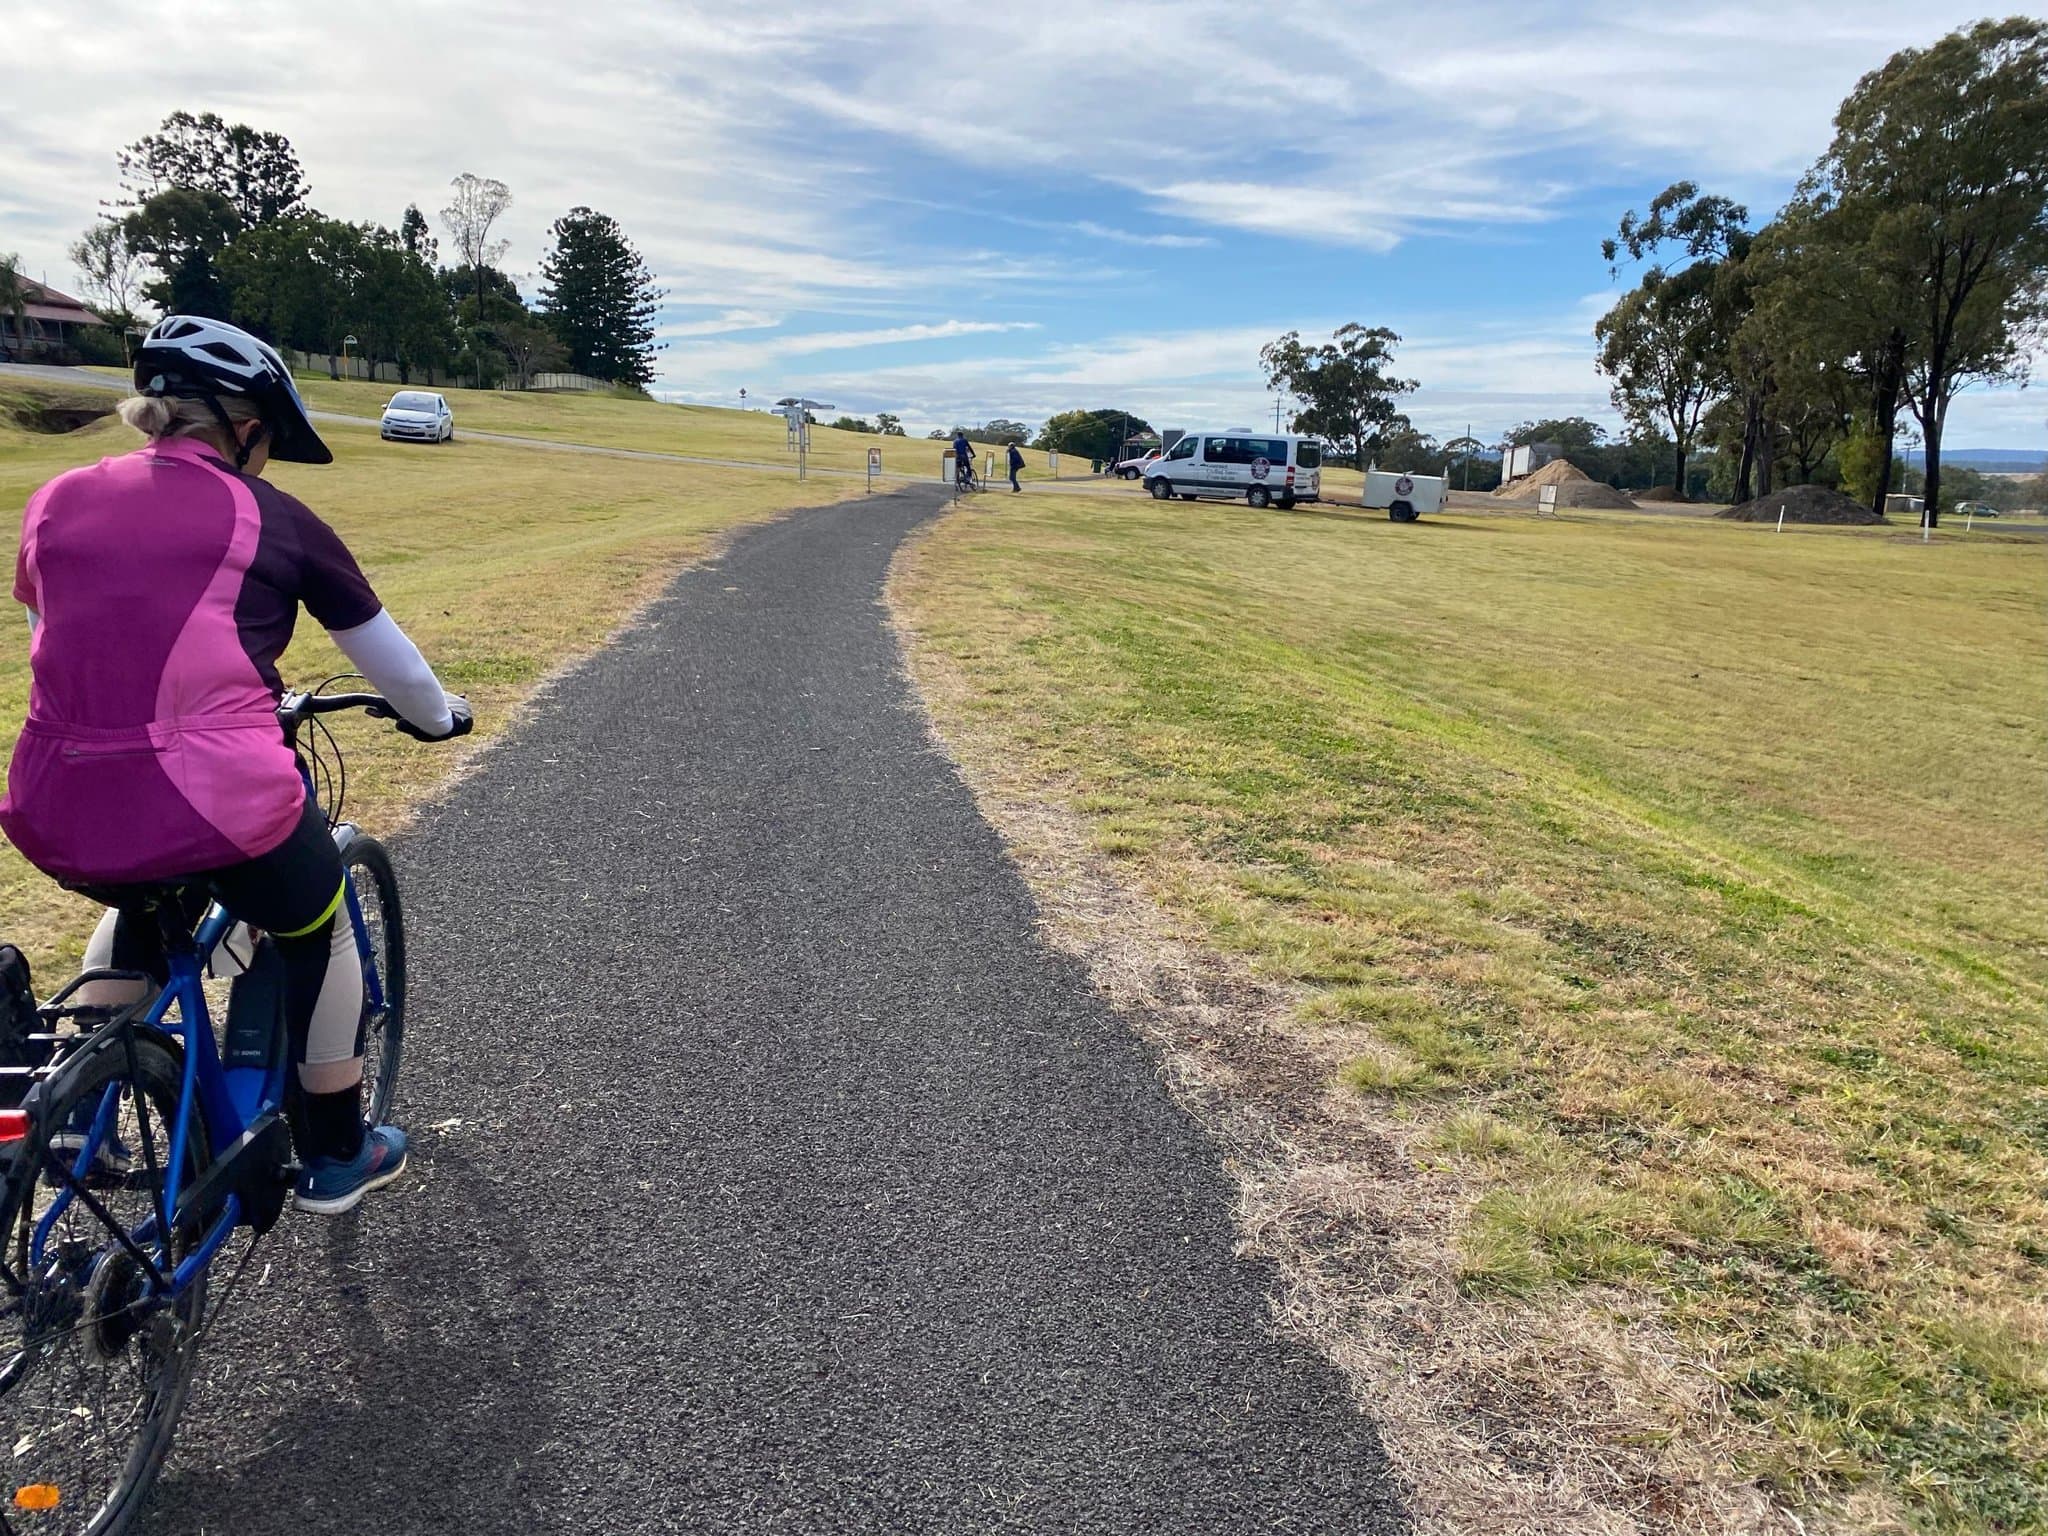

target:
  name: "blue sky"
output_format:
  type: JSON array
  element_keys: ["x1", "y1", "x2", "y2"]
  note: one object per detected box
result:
[{"x1": 4, "y1": 0, "x2": 2041, "y2": 447}]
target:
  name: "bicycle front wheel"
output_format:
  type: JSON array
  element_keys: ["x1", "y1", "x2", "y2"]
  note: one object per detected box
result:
[{"x1": 343, "y1": 836, "x2": 407, "y2": 1127}]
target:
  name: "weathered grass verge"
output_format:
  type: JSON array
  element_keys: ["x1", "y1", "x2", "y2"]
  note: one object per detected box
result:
[{"x1": 887, "y1": 492, "x2": 2047, "y2": 1536}]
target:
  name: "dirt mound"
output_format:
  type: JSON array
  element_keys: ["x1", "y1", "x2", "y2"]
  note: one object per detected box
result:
[
  {"x1": 1493, "y1": 457, "x2": 1592, "y2": 499},
  {"x1": 1637, "y1": 484, "x2": 1684, "y2": 502},
  {"x1": 1548, "y1": 481, "x2": 1641, "y2": 510},
  {"x1": 1716, "y1": 484, "x2": 1883, "y2": 525},
  {"x1": 1492, "y1": 458, "x2": 1638, "y2": 510}
]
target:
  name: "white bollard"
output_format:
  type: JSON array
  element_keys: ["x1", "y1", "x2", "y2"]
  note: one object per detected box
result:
[{"x1": 1777, "y1": 504, "x2": 1785, "y2": 533}]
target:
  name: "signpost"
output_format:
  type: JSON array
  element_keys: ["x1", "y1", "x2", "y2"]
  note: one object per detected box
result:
[
  {"x1": 867, "y1": 446, "x2": 881, "y2": 493},
  {"x1": 778, "y1": 398, "x2": 833, "y2": 481},
  {"x1": 1047, "y1": 450, "x2": 1059, "y2": 476},
  {"x1": 341, "y1": 334, "x2": 358, "y2": 380},
  {"x1": 1538, "y1": 483, "x2": 1558, "y2": 517}
]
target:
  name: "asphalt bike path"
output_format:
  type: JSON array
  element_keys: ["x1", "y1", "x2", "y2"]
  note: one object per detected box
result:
[{"x1": 129, "y1": 483, "x2": 1408, "y2": 1532}]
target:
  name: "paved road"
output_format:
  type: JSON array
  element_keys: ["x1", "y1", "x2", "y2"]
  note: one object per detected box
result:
[{"x1": 142, "y1": 485, "x2": 1409, "y2": 1533}]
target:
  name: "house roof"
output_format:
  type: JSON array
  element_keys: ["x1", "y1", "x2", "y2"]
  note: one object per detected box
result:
[{"x1": 17, "y1": 278, "x2": 107, "y2": 327}]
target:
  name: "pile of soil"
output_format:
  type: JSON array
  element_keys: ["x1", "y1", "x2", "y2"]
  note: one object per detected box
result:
[
  {"x1": 1547, "y1": 481, "x2": 1642, "y2": 510},
  {"x1": 1637, "y1": 484, "x2": 1684, "y2": 502},
  {"x1": 1492, "y1": 458, "x2": 1591, "y2": 499},
  {"x1": 1716, "y1": 484, "x2": 1884, "y2": 525},
  {"x1": 1493, "y1": 458, "x2": 1639, "y2": 510}
]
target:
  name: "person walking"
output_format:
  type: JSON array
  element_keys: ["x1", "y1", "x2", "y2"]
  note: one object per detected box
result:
[{"x1": 1006, "y1": 441, "x2": 1025, "y2": 493}]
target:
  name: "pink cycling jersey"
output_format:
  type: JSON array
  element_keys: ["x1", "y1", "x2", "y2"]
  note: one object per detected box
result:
[{"x1": 3, "y1": 436, "x2": 381, "y2": 885}]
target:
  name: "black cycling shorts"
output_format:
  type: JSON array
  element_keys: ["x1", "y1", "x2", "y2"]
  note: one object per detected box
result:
[{"x1": 85, "y1": 796, "x2": 346, "y2": 978}]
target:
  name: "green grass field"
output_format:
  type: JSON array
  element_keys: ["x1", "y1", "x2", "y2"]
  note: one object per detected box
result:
[
  {"x1": 256, "y1": 372, "x2": 1070, "y2": 482},
  {"x1": 0, "y1": 377, "x2": 853, "y2": 966},
  {"x1": 893, "y1": 492, "x2": 2048, "y2": 1533}
]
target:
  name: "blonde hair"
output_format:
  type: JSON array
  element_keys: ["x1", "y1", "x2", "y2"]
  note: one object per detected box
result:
[{"x1": 116, "y1": 392, "x2": 262, "y2": 446}]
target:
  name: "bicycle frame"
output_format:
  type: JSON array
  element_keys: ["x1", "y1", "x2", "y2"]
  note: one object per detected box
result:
[
  {"x1": 27, "y1": 817, "x2": 376, "y2": 1301},
  {"x1": 28, "y1": 903, "x2": 250, "y2": 1299}
]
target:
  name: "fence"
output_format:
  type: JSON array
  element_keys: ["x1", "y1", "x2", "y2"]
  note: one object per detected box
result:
[
  {"x1": 528, "y1": 372, "x2": 610, "y2": 392},
  {"x1": 283, "y1": 347, "x2": 413, "y2": 385},
  {"x1": 280, "y1": 351, "x2": 612, "y2": 393}
]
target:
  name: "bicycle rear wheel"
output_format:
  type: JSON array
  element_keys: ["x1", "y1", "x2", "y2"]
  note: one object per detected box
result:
[
  {"x1": 0, "y1": 1032, "x2": 212, "y2": 1534},
  {"x1": 343, "y1": 837, "x2": 406, "y2": 1126}
]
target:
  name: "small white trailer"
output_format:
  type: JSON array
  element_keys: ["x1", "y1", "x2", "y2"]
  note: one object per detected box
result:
[{"x1": 1362, "y1": 468, "x2": 1448, "y2": 522}]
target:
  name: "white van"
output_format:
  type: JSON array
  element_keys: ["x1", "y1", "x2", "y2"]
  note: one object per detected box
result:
[
  {"x1": 1143, "y1": 431, "x2": 1322, "y2": 509},
  {"x1": 1363, "y1": 468, "x2": 1447, "y2": 522}
]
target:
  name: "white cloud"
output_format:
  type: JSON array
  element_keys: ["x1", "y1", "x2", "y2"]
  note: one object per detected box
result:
[
  {"x1": 666, "y1": 319, "x2": 1043, "y2": 379},
  {"x1": 660, "y1": 310, "x2": 784, "y2": 339},
  {"x1": 1, "y1": 1, "x2": 2037, "y2": 448},
  {"x1": 691, "y1": 313, "x2": 2036, "y2": 450},
  {"x1": 1067, "y1": 222, "x2": 1214, "y2": 250},
  {"x1": 773, "y1": 320, "x2": 1040, "y2": 353}
]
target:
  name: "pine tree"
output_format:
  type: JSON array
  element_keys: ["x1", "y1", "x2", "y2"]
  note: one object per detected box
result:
[
  {"x1": 537, "y1": 208, "x2": 663, "y2": 386},
  {"x1": 399, "y1": 204, "x2": 438, "y2": 265}
]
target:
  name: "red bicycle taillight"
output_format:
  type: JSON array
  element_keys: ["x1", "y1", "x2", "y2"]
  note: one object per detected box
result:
[{"x1": 0, "y1": 1111, "x2": 28, "y2": 1144}]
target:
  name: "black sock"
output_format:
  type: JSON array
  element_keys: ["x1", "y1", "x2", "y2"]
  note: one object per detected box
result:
[{"x1": 302, "y1": 1083, "x2": 366, "y2": 1163}]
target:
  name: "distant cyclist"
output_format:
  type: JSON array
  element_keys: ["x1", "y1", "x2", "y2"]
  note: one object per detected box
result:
[
  {"x1": 1, "y1": 316, "x2": 471, "y2": 1215},
  {"x1": 951, "y1": 429, "x2": 977, "y2": 491}
]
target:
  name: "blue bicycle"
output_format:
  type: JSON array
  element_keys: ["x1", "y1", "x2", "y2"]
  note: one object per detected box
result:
[{"x1": 0, "y1": 687, "x2": 413, "y2": 1533}]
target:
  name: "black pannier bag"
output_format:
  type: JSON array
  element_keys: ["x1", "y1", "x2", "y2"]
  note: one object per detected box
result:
[{"x1": 0, "y1": 944, "x2": 43, "y2": 1107}]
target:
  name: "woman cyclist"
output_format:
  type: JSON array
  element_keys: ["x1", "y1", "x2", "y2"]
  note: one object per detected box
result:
[{"x1": 1, "y1": 316, "x2": 470, "y2": 1215}]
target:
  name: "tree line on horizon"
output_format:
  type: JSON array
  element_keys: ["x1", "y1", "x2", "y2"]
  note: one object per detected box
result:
[
  {"x1": 44, "y1": 111, "x2": 664, "y2": 392},
  {"x1": 1252, "y1": 19, "x2": 2045, "y2": 520},
  {"x1": 1595, "y1": 17, "x2": 2043, "y2": 523}
]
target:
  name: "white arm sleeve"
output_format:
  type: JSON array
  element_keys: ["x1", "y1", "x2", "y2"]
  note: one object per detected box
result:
[{"x1": 329, "y1": 610, "x2": 456, "y2": 736}]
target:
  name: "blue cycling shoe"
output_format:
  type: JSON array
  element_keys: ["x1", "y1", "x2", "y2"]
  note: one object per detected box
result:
[
  {"x1": 294, "y1": 1125, "x2": 408, "y2": 1215},
  {"x1": 48, "y1": 1101, "x2": 133, "y2": 1178}
]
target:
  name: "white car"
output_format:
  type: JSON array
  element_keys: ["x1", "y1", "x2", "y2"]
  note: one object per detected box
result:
[
  {"x1": 380, "y1": 390, "x2": 454, "y2": 444},
  {"x1": 1115, "y1": 448, "x2": 1162, "y2": 480}
]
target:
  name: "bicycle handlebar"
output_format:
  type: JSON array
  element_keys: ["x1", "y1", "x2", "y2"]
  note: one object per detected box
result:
[
  {"x1": 279, "y1": 687, "x2": 473, "y2": 745},
  {"x1": 277, "y1": 689, "x2": 393, "y2": 726}
]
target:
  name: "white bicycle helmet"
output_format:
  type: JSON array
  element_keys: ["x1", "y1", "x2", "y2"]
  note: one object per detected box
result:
[{"x1": 133, "y1": 315, "x2": 333, "y2": 467}]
